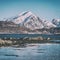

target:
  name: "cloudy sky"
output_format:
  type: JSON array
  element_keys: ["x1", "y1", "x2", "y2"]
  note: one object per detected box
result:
[{"x1": 0, "y1": 0, "x2": 60, "y2": 21}]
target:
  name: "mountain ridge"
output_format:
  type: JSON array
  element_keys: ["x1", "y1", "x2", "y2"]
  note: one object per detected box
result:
[
  {"x1": 8, "y1": 11, "x2": 57, "y2": 30},
  {"x1": 0, "y1": 11, "x2": 60, "y2": 34}
]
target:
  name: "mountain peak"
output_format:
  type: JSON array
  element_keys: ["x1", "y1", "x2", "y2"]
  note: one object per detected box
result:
[
  {"x1": 19, "y1": 11, "x2": 33, "y2": 16},
  {"x1": 12, "y1": 11, "x2": 37, "y2": 24},
  {"x1": 19, "y1": 11, "x2": 28, "y2": 16}
]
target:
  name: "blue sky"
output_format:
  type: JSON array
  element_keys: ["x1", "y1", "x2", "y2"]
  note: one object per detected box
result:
[{"x1": 0, "y1": 0, "x2": 60, "y2": 21}]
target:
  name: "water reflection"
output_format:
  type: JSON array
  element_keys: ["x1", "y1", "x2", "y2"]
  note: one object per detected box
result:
[{"x1": 0, "y1": 43, "x2": 60, "y2": 60}]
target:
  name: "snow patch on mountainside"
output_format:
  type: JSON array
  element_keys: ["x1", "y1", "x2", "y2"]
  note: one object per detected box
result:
[
  {"x1": 52, "y1": 19, "x2": 60, "y2": 27},
  {"x1": 23, "y1": 15, "x2": 44, "y2": 30},
  {"x1": 43, "y1": 20, "x2": 56, "y2": 28}
]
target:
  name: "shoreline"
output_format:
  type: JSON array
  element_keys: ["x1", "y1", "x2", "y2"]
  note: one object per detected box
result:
[{"x1": 0, "y1": 37, "x2": 60, "y2": 47}]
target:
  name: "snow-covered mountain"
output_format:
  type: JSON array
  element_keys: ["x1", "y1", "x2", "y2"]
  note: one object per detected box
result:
[
  {"x1": 4, "y1": 11, "x2": 58, "y2": 30},
  {"x1": 8, "y1": 11, "x2": 56, "y2": 30},
  {"x1": 0, "y1": 11, "x2": 60, "y2": 34},
  {"x1": 52, "y1": 19, "x2": 60, "y2": 27},
  {"x1": 10, "y1": 11, "x2": 44, "y2": 30},
  {"x1": 43, "y1": 20, "x2": 56, "y2": 28}
]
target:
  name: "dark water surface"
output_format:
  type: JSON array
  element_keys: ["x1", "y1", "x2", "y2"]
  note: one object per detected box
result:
[
  {"x1": 0, "y1": 34, "x2": 60, "y2": 39},
  {"x1": 0, "y1": 43, "x2": 60, "y2": 60}
]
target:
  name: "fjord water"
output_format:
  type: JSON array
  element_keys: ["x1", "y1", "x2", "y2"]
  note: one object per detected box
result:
[
  {"x1": 0, "y1": 34, "x2": 60, "y2": 39},
  {"x1": 0, "y1": 43, "x2": 60, "y2": 60}
]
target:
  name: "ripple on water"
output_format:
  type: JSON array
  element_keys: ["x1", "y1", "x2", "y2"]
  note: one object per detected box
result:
[
  {"x1": 4, "y1": 54, "x2": 19, "y2": 57},
  {"x1": 0, "y1": 43, "x2": 60, "y2": 60}
]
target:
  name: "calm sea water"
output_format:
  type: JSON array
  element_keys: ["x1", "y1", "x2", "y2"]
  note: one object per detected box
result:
[
  {"x1": 0, "y1": 34, "x2": 60, "y2": 39},
  {"x1": 0, "y1": 43, "x2": 60, "y2": 60}
]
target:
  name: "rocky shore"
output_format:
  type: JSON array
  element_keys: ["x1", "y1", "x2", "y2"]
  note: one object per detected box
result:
[{"x1": 0, "y1": 36, "x2": 51, "y2": 47}]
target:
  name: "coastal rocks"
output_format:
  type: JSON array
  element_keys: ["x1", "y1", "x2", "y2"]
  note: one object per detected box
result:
[
  {"x1": 29, "y1": 37, "x2": 43, "y2": 40},
  {"x1": 0, "y1": 36, "x2": 52, "y2": 47},
  {"x1": 0, "y1": 39, "x2": 12, "y2": 46},
  {"x1": 23, "y1": 36, "x2": 44, "y2": 40},
  {"x1": 47, "y1": 37, "x2": 51, "y2": 40}
]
